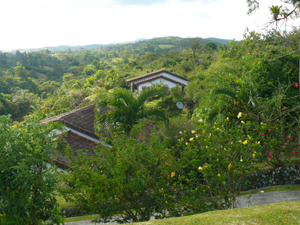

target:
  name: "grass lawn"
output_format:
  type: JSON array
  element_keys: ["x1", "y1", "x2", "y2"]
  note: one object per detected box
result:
[{"x1": 132, "y1": 201, "x2": 300, "y2": 225}]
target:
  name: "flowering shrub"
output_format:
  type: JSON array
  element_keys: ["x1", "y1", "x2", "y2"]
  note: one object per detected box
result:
[
  {"x1": 168, "y1": 113, "x2": 260, "y2": 212},
  {"x1": 251, "y1": 119, "x2": 299, "y2": 167}
]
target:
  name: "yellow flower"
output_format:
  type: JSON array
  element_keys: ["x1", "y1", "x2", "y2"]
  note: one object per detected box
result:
[
  {"x1": 224, "y1": 148, "x2": 226, "y2": 151},
  {"x1": 189, "y1": 137, "x2": 194, "y2": 142},
  {"x1": 181, "y1": 137, "x2": 184, "y2": 141},
  {"x1": 253, "y1": 153, "x2": 256, "y2": 158},
  {"x1": 195, "y1": 134, "x2": 199, "y2": 138},
  {"x1": 206, "y1": 146, "x2": 208, "y2": 149},
  {"x1": 228, "y1": 164, "x2": 231, "y2": 171},
  {"x1": 240, "y1": 159, "x2": 243, "y2": 162},
  {"x1": 237, "y1": 112, "x2": 242, "y2": 119},
  {"x1": 202, "y1": 130, "x2": 205, "y2": 134},
  {"x1": 231, "y1": 142, "x2": 234, "y2": 145},
  {"x1": 199, "y1": 119, "x2": 203, "y2": 123},
  {"x1": 209, "y1": 133, "x2": 212, "y2": 137},
  {"x1": 241, "y1": 121, "x2": 245, "y2": 124},
  {"x1": 257, "y1": 141, "x2": 260, "y2": 145},
  {"x1": 216, "y1": 128, "x2": 219, "y2": 130},
  {"x1": 185, "y1": 142, "x2": 188, "y2": 145},
  {"x1": 192, "y1": 130, "x2": 196, "y2": 134},
  {"x1": 179, "y1": 131, "x2": 182, "y2": 134},
  {"x1": 171, "y1": 172, "x2": 175, "y2": 177},
  {"x1": 226, "y1": 117, "x2": 229, "y2": 121},
  {"x1": 239, "y1": 140, "x2": 242, "y2": 143},
  {"x1": 261, "y1": 122, "x2": 264, "y2": 125},
  {"x1": 217, "y1": 173, "x2": 221, "y2": 177},
  {"x1": 198, "y1": 166, "x2": 203, "y2": 171},
  {"x1": 243, "y1": 140, "x2": 248, "y2": 145}
]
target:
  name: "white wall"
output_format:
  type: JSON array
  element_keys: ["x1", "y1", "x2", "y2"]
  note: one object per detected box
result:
[{"x1": 137, "y1": 78, "x2": 180, "y2": 92}]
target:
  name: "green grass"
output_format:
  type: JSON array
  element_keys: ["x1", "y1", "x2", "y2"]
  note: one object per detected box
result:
[
  {"x1": 64, "y1": 215, "x2": 99, "y2": 222},
  {"x1": 131, "y1": 201, "x2": 300, "y2": 225},
  {"x1": 158, "y1": 45, "x2": 174, "y2": 49}
]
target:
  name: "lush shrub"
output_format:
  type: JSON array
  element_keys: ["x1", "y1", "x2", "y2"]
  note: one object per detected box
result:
[
  {"x1": 60, "y1": 124, "x2": 176, "y2": 223},
  {"x1": 0, "y1": 113, "x2": 64, "y2": 225}
]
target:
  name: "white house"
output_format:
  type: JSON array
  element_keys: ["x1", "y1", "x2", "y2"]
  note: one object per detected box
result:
[{"x1": 126, "y1": 69, "x2": 190, "y2": 93}]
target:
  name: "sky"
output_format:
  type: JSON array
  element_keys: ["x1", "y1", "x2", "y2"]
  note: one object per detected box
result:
[{"x1": 0, "y1": 0, "x2": 298, "y2": 51}]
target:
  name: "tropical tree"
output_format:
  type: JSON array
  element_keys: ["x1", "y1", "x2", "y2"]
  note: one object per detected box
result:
[{"x1": 95, "y1": 86, "x2": 167, "y2": 135}]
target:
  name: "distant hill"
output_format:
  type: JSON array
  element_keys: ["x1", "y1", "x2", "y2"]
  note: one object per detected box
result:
[{"x1": 5, "y1": 37, "x2": 232, "y2": 53}]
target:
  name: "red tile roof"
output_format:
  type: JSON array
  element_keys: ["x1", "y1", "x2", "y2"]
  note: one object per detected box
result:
[
  {"x1": 126, "y1": 69, "x2": 190, "y2": 82},
  {"x1": 53, "y1": 131, "x2": 100, "y2": 169},
  {"x1": 42, "y1": 104, "x2": 98, "y2": 139}
]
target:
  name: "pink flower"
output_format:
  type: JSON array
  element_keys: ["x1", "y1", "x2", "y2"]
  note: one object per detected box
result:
[
  {"x1": 234, "y1": 100, "x2": 236, "y2": 105},
  {"x1": 269, "y1": 129, "x2": 272, "y2": 132},
  {"x1": 253, "y1": 129, "x2": 256, "y2": 131},
  {"x1": 266, "y1": 110, "x2": 268, "y2": 113},
  {"x1": 281, "y1": 152, "x2": 284, "y2": 156},
  {"x1": 295, "y1": 83, "x2": 299, "y2": 88},
  {"x1": 283, "y1": 146, "x2": 286, "y2": 149},
  {"x1": 261, "y1": 133, "x2": 266, "y2": 137},
  {"x1": 288, "y1": 136, "x2": 291, "y2": 140},
  {"x1": 291, "y1": 150, "x2": 296, "y2": 155},
  {"x1": 269, "y1": 152, "x2": 273, "y2": 158},
  {"x1": 283, "y1": 106, "x2": 286, "y2": 111}
]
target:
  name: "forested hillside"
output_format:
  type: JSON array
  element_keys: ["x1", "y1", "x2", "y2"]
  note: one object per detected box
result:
[{"x1": 0, "y1": 36, "x2": 228, "y2": 119}]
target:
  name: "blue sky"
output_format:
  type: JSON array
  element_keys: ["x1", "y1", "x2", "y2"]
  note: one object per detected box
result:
[{"x1": 0, "y1": 0, "x2": 296, "y2": 51}]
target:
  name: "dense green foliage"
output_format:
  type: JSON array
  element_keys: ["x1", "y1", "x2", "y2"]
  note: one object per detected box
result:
[{"x1": 0, "y1": 113, "x2": 65, "y2": 224}]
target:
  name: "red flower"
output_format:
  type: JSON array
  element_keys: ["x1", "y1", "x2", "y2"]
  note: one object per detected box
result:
[
  {"x1": 261, "y1": 133, "x2": 266, "y2": 137},
  {"x1": 266, "y1": 110, "x2": 268, "y2": 113},
  {"x1": 234, "y1": 100, "x2": 236, "y2": 105},
  {"x1": 283, "y1": 106, "x2": 286, "y2": 111},
  {"x1": 298, "y1": 148, "x2": 300, "y2": 151},
  {"x1": 291, "y1": 150, "x2": 296, "y2": 155},
  {"x1": 269, "y1": 129, "x2": 272, "y2": 132},
  {"x1": 255, "y1": 49, "x2": 258, "y2": 52},
  {"x1": 288, "y1": 136, "x2": 291, "y2": 140},
  {"x1": 193, "y1": 114, "x2": 196, "y2": 116},
  {"x1": 249, "y1": 51, "x2": 252, "y2": 54},
  {"x1": 269, "y1": 152, "x2": 273, "y2": 158},
  {"x1": 295, "y1": 83, "x2": 299, "y2": 88}
]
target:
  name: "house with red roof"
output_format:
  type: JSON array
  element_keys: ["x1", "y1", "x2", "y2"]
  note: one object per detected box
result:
[{"x1": 42, "y1": 104, "x2": 158, "y2": 169}]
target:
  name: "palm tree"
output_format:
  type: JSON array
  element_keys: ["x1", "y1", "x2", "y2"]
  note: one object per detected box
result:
[
  {"x1": 207, "y1": 78, "x2": 259, "y2": 121},
  {"x1": 95, "y1": 86, "x2": 167, "y2": 135}
]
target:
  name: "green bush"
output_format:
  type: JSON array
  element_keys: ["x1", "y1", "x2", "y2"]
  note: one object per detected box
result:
[
  {"x1": 60, "y1": 123, "x2": 176, "y2": 223},
  {"x1": 0, "y1": 113, "x2": 64, "y2": 225}
]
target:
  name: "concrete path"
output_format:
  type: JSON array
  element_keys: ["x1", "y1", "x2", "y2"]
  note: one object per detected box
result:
[{"x1": 65, "y1": 191, "x2": 300, "y2": 225}]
